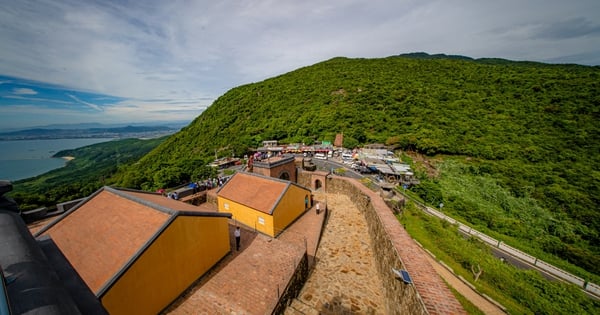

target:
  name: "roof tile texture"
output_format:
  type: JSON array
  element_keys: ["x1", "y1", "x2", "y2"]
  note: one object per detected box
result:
[
  {"x1": 42, "y1": 189, "x2": 170, "y2": 294},
  {"x1": 218, "y1": 173, "x2": 288, "y2": 214}
]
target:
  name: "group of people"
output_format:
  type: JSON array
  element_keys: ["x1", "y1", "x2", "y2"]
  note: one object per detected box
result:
[
  {"x1": 160, "y1": 176, "x2": 231, "y2": 200},
  {"x1": 201, "y1": 176, "x2": 229, "y2": 190},
  {"x1": 190, "y1": 176, "x2": 230, "y2": 192},
  {"x1": 167, "y1": 191, "x2": 179, "y2": 200}
]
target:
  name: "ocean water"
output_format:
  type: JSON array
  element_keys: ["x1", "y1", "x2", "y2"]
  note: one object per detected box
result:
[{"x1": 0, "y1": 138, "x2": 113, "y2": 181}]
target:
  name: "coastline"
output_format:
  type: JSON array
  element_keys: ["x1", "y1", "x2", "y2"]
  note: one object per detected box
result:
[{"x1": 1, "y1": 138, "x2": 112, "y2": 181}]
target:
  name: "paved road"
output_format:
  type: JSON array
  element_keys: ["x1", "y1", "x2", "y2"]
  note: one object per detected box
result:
[{"x1": 311, "y1": 157, "x2": 365, "y2": 180}]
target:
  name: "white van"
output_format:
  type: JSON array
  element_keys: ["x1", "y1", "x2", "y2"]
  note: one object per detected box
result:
[{"x1": 314, "y1": 153, "x2": 327, "y2": 160}]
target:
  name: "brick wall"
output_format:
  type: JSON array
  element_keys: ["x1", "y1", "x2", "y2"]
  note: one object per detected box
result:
[
  {"x1": 298, "y1": 171, "x2": 466, "y2": 314},
  {"x1": 252, "y1": 157, "x2": 297, "y2": 182},
  {"x1": 296, "y1": 170, "x2": 311, "y2": 188},
  {"x1": 272, "y1": 253, "x2": 309, "y2": 314}
]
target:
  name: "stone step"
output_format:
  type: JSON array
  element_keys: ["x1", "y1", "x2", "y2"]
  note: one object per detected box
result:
[{"x1": 284, "y1": 298, "x2": 319, "y2": 315}]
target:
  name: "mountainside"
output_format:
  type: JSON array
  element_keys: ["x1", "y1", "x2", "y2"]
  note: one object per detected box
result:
[{"x1": 115, "y1": 55, "x2": 599, "y2": 274}]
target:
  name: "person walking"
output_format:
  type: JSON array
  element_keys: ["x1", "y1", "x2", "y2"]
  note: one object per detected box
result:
[{"x1": 234, "y1": 226, "x2": 241, "y2": 251}]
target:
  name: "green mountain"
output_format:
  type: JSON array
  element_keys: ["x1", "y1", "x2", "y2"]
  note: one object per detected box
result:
[{"x1": 114, "y1": 55, "x2": 599, "y2": 275}]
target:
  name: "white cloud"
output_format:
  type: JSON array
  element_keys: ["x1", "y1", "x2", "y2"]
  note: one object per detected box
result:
[
  {"x1": 67, "y1": 94, "x2": 103, "y2": 111},
  {"x1": 2, "y1": 95, "x2": 75, "y2": 105},
  {"x1": 0, "y1": 0, "x2": 599, "y2": 128},
  {"x1": 12, "y1": 88, "x2": 38, "y2": 95}
]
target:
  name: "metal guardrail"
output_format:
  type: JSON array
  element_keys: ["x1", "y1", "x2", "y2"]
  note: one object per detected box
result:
[{"x1": 399, "y1": 191, "x2": 599, "y2": 298}]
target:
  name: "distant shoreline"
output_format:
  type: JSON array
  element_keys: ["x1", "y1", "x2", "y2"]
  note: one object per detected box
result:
[{"x1": 0, "y1": 138, "x2": 112, "y2": 181}]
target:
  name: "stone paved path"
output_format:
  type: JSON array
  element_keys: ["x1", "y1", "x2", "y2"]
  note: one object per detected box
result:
[
  {"x1": 286, "y1": 189, "x2": 506, "y2": 315},
  {"x1": 423, "y1": 254, "x2": 506, "y2": 315},
  {"x1": 290, "y1": 192, "x2": 386, "y2": 314}
]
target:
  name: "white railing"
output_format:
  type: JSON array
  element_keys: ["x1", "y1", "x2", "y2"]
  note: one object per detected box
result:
[
  {"x1": 585, "y1": 282, "x2": 600, "y2": 296},
  {"x1": 403, "y1": 192, "x2": 599, "y2": 297},
  {"x1": 534, "y1": 259, "x2": 585, "y2": 287},
  {"x1": 497, "y1": 242, "x2": 536, "y2": 265}
]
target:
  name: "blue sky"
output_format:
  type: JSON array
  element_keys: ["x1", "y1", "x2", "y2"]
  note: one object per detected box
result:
[{"x1": 1, "y1": 0, "x2": 599, "y2": 129}]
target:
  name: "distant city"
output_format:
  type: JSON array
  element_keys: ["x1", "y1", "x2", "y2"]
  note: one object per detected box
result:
[{"x1": 0, "y1": 121, "x2": 189, "y2": 140}]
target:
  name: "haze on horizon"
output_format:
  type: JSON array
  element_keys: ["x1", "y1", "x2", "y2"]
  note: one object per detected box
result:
[{"x1": 0, "y1": 0, "x2": 599, "y2": 130}]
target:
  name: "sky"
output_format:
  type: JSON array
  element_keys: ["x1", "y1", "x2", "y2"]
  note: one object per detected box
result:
[{"x1": 1, "y1": 0, "x2": 599, "y2": 130}]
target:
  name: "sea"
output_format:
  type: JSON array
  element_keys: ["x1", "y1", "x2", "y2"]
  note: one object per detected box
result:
[{"x1": 0, "y1": 138, "x2": 113, "y2": 181}]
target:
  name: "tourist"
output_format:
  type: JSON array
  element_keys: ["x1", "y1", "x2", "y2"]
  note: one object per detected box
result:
[{"x1": 234, "y1": 226, "x2": 241, "y2": 251}]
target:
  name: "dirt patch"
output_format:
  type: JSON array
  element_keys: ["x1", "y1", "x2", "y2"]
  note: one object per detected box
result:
[{"x1": 404, "y1": 150, "x2": 441, "y2": 178}]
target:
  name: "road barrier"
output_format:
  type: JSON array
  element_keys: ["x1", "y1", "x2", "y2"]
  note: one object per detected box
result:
[
  {"x1": 401, "y1": 192, "x2": 599, "y2": 298},
  {"x1": 497, "y1": 242, "x2": 536, "y2": 265},
  {"x1": 586, "y1": 282, "x2": 600, "y2": 296}
]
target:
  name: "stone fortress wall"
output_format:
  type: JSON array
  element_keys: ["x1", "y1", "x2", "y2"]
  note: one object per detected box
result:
[{"x1": 298, "y1": 171, "x2": 465, "y2": 314}]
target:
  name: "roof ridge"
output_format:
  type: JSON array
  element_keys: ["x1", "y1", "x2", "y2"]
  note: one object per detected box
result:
[{"x1": 105, "y1": 186, "x2": 176, "y2": 216}]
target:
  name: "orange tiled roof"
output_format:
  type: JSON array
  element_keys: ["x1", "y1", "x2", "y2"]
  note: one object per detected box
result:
[
  {"x1": 40, "y1": 188, "x2": 170, "y2": 294},
  {"x1": 217, "y1": 172, "x2": 289, "y2": 214},
  {"x1": 36, "y1": 186, "x2": 230, "y2": 296}
]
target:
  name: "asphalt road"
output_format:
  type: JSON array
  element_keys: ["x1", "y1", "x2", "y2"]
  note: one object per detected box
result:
[{"x1": 311, "y1": 157, "x2": 365, "y2": 180}]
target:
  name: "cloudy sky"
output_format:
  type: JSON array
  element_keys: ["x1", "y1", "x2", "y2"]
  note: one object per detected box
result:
[{"x1": 1, "y1": 0, "x2": 599, "y2": 129}]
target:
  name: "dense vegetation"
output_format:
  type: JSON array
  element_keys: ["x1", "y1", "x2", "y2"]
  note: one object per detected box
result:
[
  {"x1": 10, "y1": 137, "x2": 165, "y2": 210},
  {"x1": 114, "y1": 55, "x2": 599, "y2": 278},
  {"x1": 410, "y1": 157, "x2": 600, "y2": 281},
  {"x1": 399, "y1": 202, "x2": 600, "y2": 315},
  {"x1": 10, "y1": 54, "x2": 597, "y2": 311}
]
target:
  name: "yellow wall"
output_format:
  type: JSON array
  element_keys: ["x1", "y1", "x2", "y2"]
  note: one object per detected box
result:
[
  {"x1": 218, "y1": 184, "x2": 310, "y2": 237},
  {"x1": 272, "y1": 185, "x2": 310, "y2": 236},
  {"x1": 101, "y1": 215, "x2": 230, "y2": 315},
  {"x1": 219, "y1": 197, "x2": 275, "y2": 236}
]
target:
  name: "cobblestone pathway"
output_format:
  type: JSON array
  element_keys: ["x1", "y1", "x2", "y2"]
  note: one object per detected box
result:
[{"x1": 290, "y1": 192, "x2": 387, "y2": 314}]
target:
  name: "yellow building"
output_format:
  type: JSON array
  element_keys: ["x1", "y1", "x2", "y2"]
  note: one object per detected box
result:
[
  {"x1": 35, "y1": 186, "x2": 232, "y2": 315},
  {"x1": 217, "y1": 172, "x2": 312, "y2": 237}
]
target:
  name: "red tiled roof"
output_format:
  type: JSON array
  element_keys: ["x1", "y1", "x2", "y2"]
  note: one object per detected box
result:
[
  {"x1": 217, "y1": 172, "x2": 288, "y2": 214},
  {"x1": 41, "y1": 188, "x2": 171, "y2": 294}
]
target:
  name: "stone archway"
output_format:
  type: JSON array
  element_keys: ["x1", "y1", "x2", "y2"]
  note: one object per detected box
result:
[
  {"x1": 315, "y1": 179, "x2": 322, "y2": 190},
  {"x1": 279, "y1": 171, "x2": 290, "y2": 180}
]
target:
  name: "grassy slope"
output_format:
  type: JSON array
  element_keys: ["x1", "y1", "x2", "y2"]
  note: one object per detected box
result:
[{"x1": 400, "y1": 202, "x2": 600, "y2": 315}]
